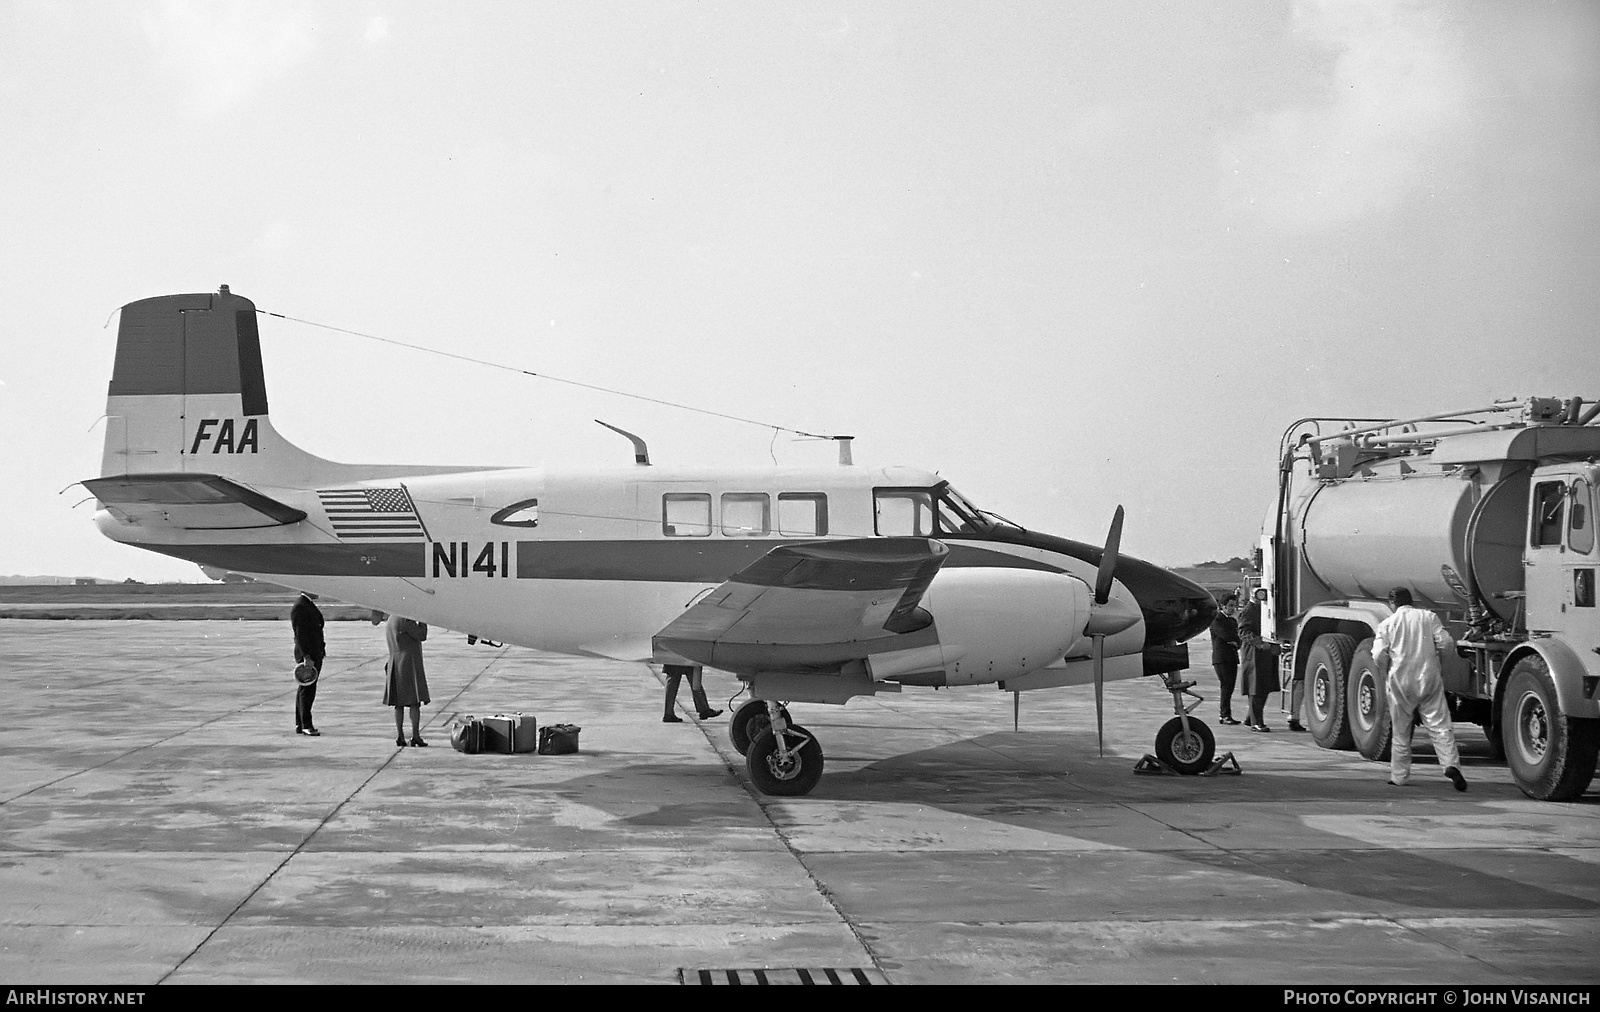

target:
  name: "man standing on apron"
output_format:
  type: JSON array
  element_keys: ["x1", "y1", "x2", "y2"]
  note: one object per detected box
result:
[
  {"x1": 1372, "y1": 586, "x2": 1467, "y2": 791},
  {"x1": 291, "y1": 593, "x2": 324, "y2": 736}
]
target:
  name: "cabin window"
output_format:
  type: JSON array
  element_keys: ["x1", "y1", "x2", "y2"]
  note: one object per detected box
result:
[
  {"x1": 1571, "y1": 479, "x2": 1594, "y2": 555},
  {"x1": 874, "y1": 488, "x2": 935, "y2": 537},
  {"x1": 721, "y1": 493, "x2": 770, "y2": 537},
  {"x1": 662, "y1": 493, "x2": 712, "y2": 537},
  {"x1": 778, "y1": 493, "x2": 829, "y2": 536},
  {"x1": 1532, "y1": 481, "x2": 1566, "y2": 548}
]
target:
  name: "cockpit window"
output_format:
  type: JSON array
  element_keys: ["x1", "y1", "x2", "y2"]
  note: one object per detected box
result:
[
  {"x1": 874, "y1": 488, "x2": 933, "y2": 537},
  {"x1": 874, "y1": 484, "x2": 994, "y2": 537},
  {"x1": 934, "y1": 485, "x2": 988, "y2": 534}
]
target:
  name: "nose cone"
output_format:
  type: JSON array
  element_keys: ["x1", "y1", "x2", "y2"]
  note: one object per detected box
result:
[{"x1": 1123, "y1": 559, "x2": 1217, "y2": 645}]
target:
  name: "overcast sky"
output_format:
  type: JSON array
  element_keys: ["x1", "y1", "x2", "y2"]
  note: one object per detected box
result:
[{"x1": 2, "y1": 0, "x2": 1597, "y2": 582}]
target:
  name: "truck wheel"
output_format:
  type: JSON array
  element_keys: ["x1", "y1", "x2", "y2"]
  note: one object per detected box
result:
[
  {"x1": 1347, "y1": 639, "x2": 1392, "y2": 762},
  {"x1": 1306, "y1": 633, "x2": 1357, "y2": 751},
  {"x1": 1502, "y1": 656, "x2": 1600, "y2": 802},
  {"x1": 1155, "y1": 716, "x2": 1215, "y2": 774}
]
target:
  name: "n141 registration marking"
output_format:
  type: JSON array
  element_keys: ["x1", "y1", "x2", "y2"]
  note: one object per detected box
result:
[{"x1": 431, "y1": 541, "x2": 511, "y2": 579}]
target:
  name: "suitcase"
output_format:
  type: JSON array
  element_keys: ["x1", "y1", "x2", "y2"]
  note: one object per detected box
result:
[
  {"x1": 496, "y1": 712, "x2": 537, "y2": 754},
  {"x1": 450, "y1": 716, "x2": 483, "y2": 754},
  {"x1": 479, "y1": 714, "x2": 515, "y2": 754},
  {"x1": 538, "y1": 723, "x2": 581, "y2": 755}
]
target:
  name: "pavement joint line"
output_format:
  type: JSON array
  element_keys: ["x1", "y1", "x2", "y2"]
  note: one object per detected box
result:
[
  {"x1": 157, "y1": 645, "x2": 511, "y2": 984},
  {"x1": 680, "y1": 676, "x2": 891, "y2": 983},
  {"x1": 0, "y1": 656, "x2": 380, "y2": 807},
  {"x1": 62, "y1": 648, "x2": 255, "y2": 692}
]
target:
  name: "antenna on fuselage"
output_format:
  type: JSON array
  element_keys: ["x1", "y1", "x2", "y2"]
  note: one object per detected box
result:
[
  {"x1": 834, "y1": 435, "x2": 854, "y2": 465},
  {"x1": 595, "y1": 420, "x2": 651, "y2": 466}
]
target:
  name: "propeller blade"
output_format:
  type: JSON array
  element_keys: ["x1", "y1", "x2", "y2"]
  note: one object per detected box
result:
[
  {"x1": 1094, "y1": 506, "x2": 1124, "y2": 605},
  {"x1": 1093, "y1": 634, "x2": 1105, "y2": 757}
]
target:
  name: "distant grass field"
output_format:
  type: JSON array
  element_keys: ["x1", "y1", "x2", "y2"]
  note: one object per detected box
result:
[
  {"x1": 0, "y1": 583, "x2": 379, "y2": 621},
  {"x1": 2, "y1": 565, "x2": 1256, "y2": 620}
]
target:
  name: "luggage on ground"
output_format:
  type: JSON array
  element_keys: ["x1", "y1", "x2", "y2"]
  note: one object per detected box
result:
[
  {"x1": 479, "y1": 714, "x2": 514, "y2": 754},
  {"x1": 450, "y1": 715, "x2": 484, "y2": 754},
  {"x1": 497, "y1": 712, "x2": 537, "y2": 754},
  {"x1": 538, "y1": 723, "x2": 581, "y2": 755}
]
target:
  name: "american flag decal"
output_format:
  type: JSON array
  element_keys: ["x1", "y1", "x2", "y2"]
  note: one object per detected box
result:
[{"x1": 317, "y1": 487, "x2": 427, "y2": 540}]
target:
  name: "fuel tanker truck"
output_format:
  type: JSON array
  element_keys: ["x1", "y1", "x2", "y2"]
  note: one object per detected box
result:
[{"x1": 1259, "y1": 396, "x2": 1600, "y2": 801}]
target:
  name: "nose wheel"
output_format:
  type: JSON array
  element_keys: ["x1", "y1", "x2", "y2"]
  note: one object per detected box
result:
[
  {"x1": 1154, "y1": 715, "x2": 1216, "y2": 774},
  {"x1": 1136, "y1": 669, "x2": 1232, "y2": 776}
]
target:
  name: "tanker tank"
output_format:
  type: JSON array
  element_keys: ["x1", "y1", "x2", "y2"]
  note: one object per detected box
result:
[{"x1": 1296, "y1": 459, "x2": 1528, "y2": 624}]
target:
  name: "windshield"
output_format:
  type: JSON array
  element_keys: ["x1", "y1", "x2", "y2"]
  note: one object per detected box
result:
[
  {"x1": 934, "y1": 484, "x2": 987, "y2": 534},
  {"x1": 940, "y1": 483, "x2": 1020, "y2": 533}
]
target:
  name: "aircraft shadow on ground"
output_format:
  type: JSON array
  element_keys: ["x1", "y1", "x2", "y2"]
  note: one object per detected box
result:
[{"x1": 551, "y1": 737, "x2": 1600, "y2": 915}]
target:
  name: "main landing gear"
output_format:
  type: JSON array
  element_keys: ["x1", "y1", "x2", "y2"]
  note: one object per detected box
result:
[{"x1": 730, "y1": 698, "x2": 823, "y2": 796}]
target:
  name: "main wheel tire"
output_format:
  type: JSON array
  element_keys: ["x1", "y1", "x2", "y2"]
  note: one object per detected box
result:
[
  {"x1": 746, "y1": 725, "x2": 824, "y2": 797},
  {"x1": 1154, "y1": 716, "x2": 1215, "y2": 774},
  {"x1": 1502, "y1": 656, "x2": 1600, "y2": 802},
  {"x1": 1347, "y1": 639, "x2": 1392, "y2": 762},
  {"x1": 729, "y1": 699, "x2": 790, "y2": 756},
  {"x1": 1306, "y1": 633, "x2": 1357, "y2": 751}
]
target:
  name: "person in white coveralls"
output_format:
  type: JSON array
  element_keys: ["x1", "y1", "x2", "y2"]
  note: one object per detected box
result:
[{"x1": 1371, "y1": 586, "x2": 1468, "y2": 792}]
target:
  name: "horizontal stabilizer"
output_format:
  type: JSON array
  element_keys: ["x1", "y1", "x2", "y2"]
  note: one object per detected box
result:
[
  {"x1": 85, "y1": 472, "x2": 307, "y2": 530},
  {"x1": 653, "y1": 537, "x2": 948, "y2": 673}
]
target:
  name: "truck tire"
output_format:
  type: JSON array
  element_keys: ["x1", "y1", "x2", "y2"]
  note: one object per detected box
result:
[
  {"x1": 1502, "y1": 656, "x2": 1600, "y2": 802},
  {"x1": 1306, "y1": 633, "x2": 1357, "y2": 751},
  {"x1": 1347, "y1": 639, "x2": 1392, "y2": 762}
]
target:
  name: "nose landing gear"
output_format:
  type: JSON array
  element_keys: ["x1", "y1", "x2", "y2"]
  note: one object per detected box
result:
[{"x1": 1136, "y1": 670, "x2": 1237, "y2": 776}]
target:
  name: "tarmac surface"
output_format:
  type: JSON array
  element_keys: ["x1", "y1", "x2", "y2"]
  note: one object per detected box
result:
[{"x1": 1, "y1": 619, "x2": 1597, "y2": 985}]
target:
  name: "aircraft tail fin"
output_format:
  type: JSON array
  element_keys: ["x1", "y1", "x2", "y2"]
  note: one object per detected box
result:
[{"x1": 100, "y1": 286, "x2": 347, "y2": 489}]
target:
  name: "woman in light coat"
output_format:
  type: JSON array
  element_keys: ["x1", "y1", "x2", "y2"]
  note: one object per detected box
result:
[{"x1": 384, "y1": 615, "x2": 431, "y2": 747}]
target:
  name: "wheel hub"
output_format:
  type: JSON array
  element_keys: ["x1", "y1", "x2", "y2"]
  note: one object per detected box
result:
[
  {"x1": 1171, "y1": 731, "x2": 1204, "y2": 764},
  {"x1": 1517, "y1": 691, "x2": 1549, "y2": 763},
  {"x1": 1357, "y1": 677, "x2": 1375, "y2": 724},
  {"x1": 765, "y1": 751, "x2": 802, "y2": 780},
  {"x1": 1313, "y1": 668, "x2": 1330, "y2": 715}
]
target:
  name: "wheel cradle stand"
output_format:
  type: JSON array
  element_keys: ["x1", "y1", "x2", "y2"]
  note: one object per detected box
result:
[{"x1": 1133, "y1": 752, "x2": 1243, "y2": 777}]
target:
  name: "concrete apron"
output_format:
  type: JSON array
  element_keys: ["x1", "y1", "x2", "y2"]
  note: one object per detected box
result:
[{"x1": 0, "y1": 620, "x2": 1595, "y2": 984}]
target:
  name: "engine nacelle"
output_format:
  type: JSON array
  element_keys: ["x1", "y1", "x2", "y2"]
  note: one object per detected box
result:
[{"x1": 914, "y1": 567, "x2": 1090, "y2": 685}]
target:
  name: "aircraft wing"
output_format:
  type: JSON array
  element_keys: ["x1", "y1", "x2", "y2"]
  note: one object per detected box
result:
[
  {"x1": 653, "y1": 537, "x2": 948, "y2": 673},
  {"x1": 84, "y1": 472, "x2": 307, "y2": 530}
]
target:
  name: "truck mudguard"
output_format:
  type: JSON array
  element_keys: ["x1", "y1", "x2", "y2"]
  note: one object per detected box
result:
[{"x1": 1503, "y1": 639, "x2": 1600, "y2": 720}]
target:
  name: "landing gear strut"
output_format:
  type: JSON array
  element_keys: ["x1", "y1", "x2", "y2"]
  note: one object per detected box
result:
[{"x1": 744, "y1": 700, "x2": 824, "y2": 796}]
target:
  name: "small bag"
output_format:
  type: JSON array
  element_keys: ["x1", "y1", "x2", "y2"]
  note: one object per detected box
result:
[
  {"x1": 293, "y1": 660, "x2": 319, "y2": 686},
  {"x1": 450, "y1": 716, "x2": 484, "y2": 754},
  {"x1": 537, "y1": 723, "x2": 581, "y2": 755}
]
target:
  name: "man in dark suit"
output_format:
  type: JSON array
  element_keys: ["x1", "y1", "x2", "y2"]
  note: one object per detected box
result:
[
  {"x1": 291, "y1": 593, "x2": 325, "y2": 736},
  {"x1": 1210, "y1": 592, "x2": 1241, "y2": 725}
]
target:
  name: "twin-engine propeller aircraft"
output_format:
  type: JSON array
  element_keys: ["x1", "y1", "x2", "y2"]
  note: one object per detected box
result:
[{"x1": 85, "y1": 287, "x2": 1217, "y2": 795}]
